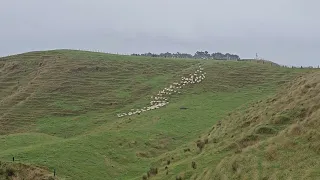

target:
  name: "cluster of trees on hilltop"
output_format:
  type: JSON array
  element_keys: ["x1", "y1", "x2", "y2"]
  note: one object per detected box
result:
[{"x1": 131, "y1": 51, "x2": 240, "y2": 60}]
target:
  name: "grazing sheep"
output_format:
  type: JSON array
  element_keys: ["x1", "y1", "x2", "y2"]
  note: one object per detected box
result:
[{"x1": 117, "y1": 67, "x2": 206, "y2": 117}]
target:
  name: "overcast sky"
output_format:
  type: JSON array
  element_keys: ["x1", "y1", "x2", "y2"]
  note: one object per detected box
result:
[{"x1": 0, "y1": 0, "x2": 319, "y2": 66}]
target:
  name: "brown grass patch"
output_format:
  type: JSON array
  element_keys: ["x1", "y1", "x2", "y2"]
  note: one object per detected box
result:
[
  {"x1": 136, "y1": 152, "x2": 151, "y2": 158},
  {"x1": 288, "y1": 124, "x2": 303, "y2": 136},
  {"x1": 224, "y1": 142, "x2": 242, "y2": 153},
  {"x1": 231, "y1": 159, "x2": 240, "y2": 173},
  {"x1": 238, "y1": 134, "x2": 259, "y2": 148},
  {"x1": 175, "y1": 174, "x2": 184, "y2": 180},
  {"x1": 0, "y1": 162, "x2": 54, "y2": 180},
  {"x1": 309, "y1": 142, "x2": 320, "y2": 154},
  {"x1": 255, "y1": 126, "x2": 276, "y2": 135},
  {"x1": 280, "y1": 138, "x2": 297, "y2": 149},
  {"x1": 265, "y1": 145, "x2": 277, "y2": 161},
  {"x1": 204, "y1": 138, "x2": 209, "y2": 144},
  {"x1": 272, "y1": 114, "x2": 291, "y2": 124},
  {"x1": 240, "y1": 120, "x2": 252, "y2": 128}
]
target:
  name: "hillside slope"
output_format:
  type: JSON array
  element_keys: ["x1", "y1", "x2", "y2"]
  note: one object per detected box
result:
[
  {"x1": 0, "y1": 50, "x2": 313, "y2": 179},
  {"x1": 151, "y1": 71, "x2": 320, "y2": 180},
  {"x1": 0, "y1": 50, "x2": 197, "y2": 135}
]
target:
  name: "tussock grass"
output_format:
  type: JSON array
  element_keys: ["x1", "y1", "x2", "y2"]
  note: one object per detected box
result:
[{"x1": 0, "y1": 161, "x2": 56, "y2": 180}]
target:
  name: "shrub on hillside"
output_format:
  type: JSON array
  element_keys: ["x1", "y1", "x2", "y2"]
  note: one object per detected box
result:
[
  {"x1": 204, "y1": 138, "x2": 209, "y2": 144},
  {"x1": 212, "y1": 138, "x2": 218, "y2": 143},
  {"x1": 142, "y1": 174, "x2": 148, "y2": 180},
  {"x1": 191, "y1": 161, "x2": 197, "y2": 169},
  {"x1": 196, "y1": 140, "x2": 205, "y2": 151},
  {"x1": 5, "y1": 168, "x2": 15, "y2": 177},
  {"x1": 231, "y1": 160, "x2": 239, "y2": 173},
  {"x1": 147, "y1": 167, "x2": 158, "y2": 177},
  {"x1": 184, "y1": 148, "x2": 191, "y2": 152}
]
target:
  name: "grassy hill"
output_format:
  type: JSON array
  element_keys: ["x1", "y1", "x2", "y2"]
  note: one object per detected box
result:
[
  {"x1": 151, "y1": 71, "x2": 320, "y2": 180},
  {"x1": 0, "y1": 50, "x2": 318, "y2": 180}
]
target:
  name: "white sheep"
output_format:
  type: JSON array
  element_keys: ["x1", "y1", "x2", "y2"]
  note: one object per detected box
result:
[{"x1": 117, "y1": 67, "x2": 206, "y2": 118}]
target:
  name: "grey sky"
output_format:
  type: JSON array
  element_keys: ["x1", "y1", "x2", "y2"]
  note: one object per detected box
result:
[{"x1": 0, "y1": 0, "x2": 319, "y2": 66}]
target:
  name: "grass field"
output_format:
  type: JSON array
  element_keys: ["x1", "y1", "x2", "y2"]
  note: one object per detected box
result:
[{"x1": 0, "y1": 50, "x2": 319, "y2": 180}]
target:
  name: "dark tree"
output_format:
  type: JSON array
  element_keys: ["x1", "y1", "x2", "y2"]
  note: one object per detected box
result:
[{"x1": 131, "y1": 50, "x2": 240, "y2": 60}]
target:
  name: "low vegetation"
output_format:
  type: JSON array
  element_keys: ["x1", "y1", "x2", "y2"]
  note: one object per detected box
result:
[{"x1": 0, "y1": 161, "x2": 55, "y2": 180}]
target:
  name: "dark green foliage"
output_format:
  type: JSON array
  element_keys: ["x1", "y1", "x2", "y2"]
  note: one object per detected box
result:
[
  {"x1": 255, "y1": 126, "x2": 276, "y2": 134},
  {"x1": 142, "y1": 174, "x2": 148, "y2": 180},
  {"x1": 274, "y1": 114, "x2": 291, "y2": 124},
  {"x1": 147, "y1": 167, "x2": 158, "y2": 177},
  {"x1": 191, "y1": 161, "x2": 197, "y2": 169},
  {"x1": 132, "y1": 51, "x2": 240, "y2": 60},
  {"x1": 196, "y1": 140, "x2": 205, "y2": 151}
]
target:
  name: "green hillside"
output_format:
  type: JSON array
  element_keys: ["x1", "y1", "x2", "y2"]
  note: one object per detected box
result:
[
  {"x1": 0, "y1": 50, "x2": 317, "y2": 180},
  {"x1": 151, "y1": 71, "x2": 320, "y2": 180}
]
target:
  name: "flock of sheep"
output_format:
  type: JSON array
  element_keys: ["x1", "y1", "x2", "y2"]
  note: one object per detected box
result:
[{"x1": 117, "y1": 65, "x2": 206, "y2": 118}]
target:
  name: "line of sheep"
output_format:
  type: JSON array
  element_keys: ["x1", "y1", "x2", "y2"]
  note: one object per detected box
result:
[{"x1": 117, "y1": 65, "x2": 206, "y2": 118}]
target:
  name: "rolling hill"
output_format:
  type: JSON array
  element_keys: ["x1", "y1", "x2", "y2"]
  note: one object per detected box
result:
[{"x1": 0, "y1": 50, "x2": 318, "y2": 180}]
